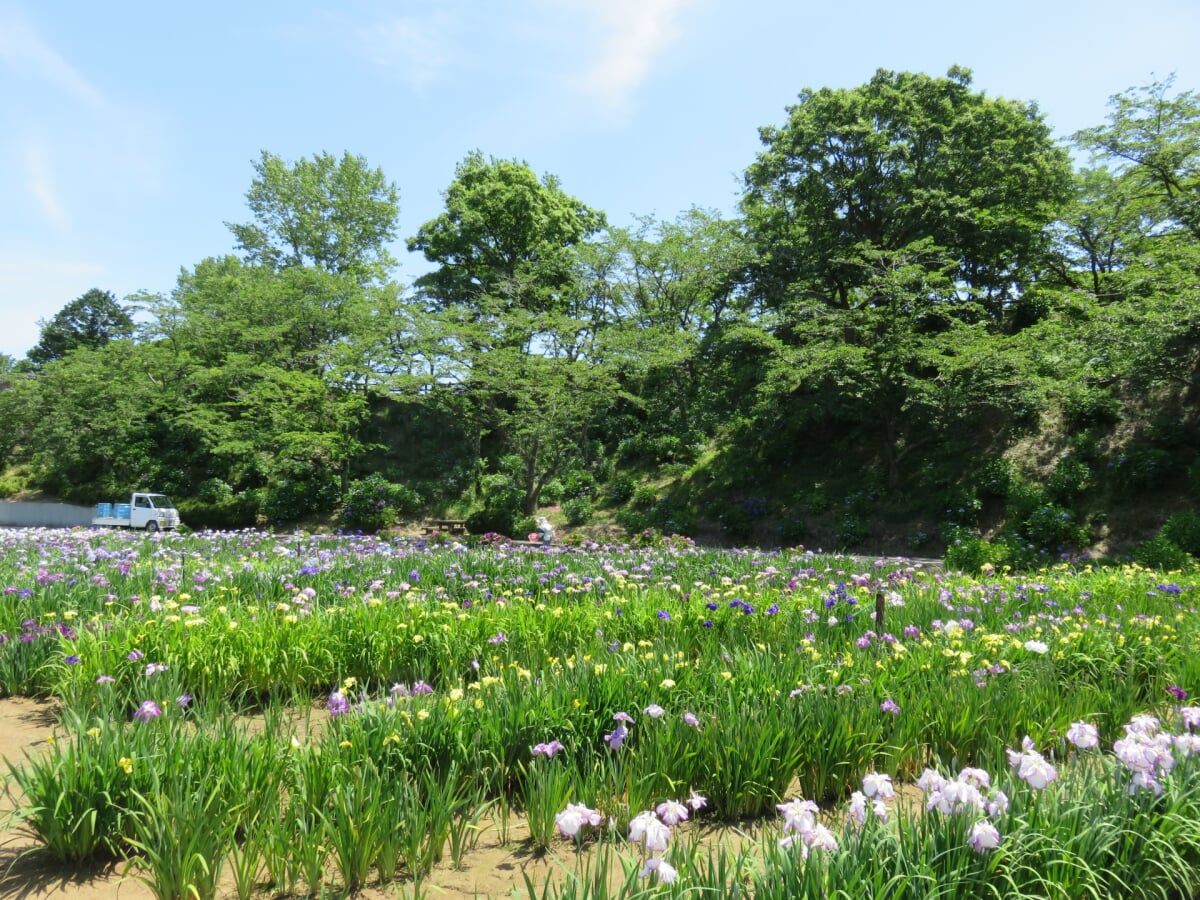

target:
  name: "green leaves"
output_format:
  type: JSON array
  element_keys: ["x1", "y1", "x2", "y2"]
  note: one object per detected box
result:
[
  {"x1": 27, "y1": 288, "x2": 134, "y2": 367},
  {"x1": 409, "y1": 151, "x2": 605, "y2": 317},
  {"x1": 744, "y1": 67, "x2": 1071, "y2": 318},
  {"x1": 228, "y1": 150, "x2": 400, "y2": 283}
]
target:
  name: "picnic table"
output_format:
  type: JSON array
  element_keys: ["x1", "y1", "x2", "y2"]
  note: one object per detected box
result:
[{"x1": 421, "y1": 518, "x2": 468, "y2": 536}]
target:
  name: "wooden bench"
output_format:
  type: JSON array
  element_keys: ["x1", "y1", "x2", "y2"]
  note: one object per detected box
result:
[{"x1": 421, "y1": 519, "x2": 468, "y2": 536}]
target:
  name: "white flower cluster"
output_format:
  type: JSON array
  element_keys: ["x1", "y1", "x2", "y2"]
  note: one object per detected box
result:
[
  {"x1": 555, "y1": 789, "x2": 707, "y2": 886},
  {"x1": 918, "y1": 765, "x2": 1008, "y2": 854},
  {"x1": 777, "y1": 798, "x2": 839, "y2": 855},
  {"x1": 847, "y1": 771, "x2": 895, "y2": 827}
]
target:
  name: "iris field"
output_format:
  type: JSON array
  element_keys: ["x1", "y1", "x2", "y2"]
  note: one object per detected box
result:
[{"x1": 2, "y1": 528, "x2": 1199, "y2": 898}]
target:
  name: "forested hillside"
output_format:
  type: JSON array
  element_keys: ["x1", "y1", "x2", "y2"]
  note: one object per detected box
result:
[{"x1": 2, "y1": 68, "x2": 1198, "y2": 569}]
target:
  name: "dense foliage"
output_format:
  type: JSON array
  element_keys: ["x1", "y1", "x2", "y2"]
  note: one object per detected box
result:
[{"x1": 2, "y1": 68, "x2": 1198, "y2": 562}]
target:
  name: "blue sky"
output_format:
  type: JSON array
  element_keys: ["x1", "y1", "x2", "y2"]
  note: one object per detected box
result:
[{"x1": 2, "y1": 0, "x2": 1198, "y2": 359}]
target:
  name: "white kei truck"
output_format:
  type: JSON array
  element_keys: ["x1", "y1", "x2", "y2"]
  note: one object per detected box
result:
[{"x1": 91, "y1": 493, "x2": 182, "y2": 532}]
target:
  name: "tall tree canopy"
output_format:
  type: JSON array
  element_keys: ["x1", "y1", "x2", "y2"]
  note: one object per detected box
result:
[
  {"x1": 406, "y1": 153, "x2": 610, "y2": 514},
  {"x1": 227, "y1": 150, "x2": 401, "y2": 283},
  {"x1": 742, "y1": 66, "x2": 1072, "y2": 323},
  {"x1": 27, "y1": 288, "x2": 135, "y2": 366},
  {"x1": 1074, "y1": 76, "x2": 1200, "y2": 241},
  {"x1": 408, "y1": 151, "x2": 605, "y2": 321},
  {"x1": 737, "y1": 68, "x2": 1072, "y2": 485}
]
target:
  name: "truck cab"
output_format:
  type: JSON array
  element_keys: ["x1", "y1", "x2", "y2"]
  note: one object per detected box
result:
[{"x1": 132, "y1": 493, "x2": 180, "y2": 531}]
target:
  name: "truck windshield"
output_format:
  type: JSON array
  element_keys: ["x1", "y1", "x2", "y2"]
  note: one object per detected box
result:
[{"x1": 147, "y1": 494, "x2": 174, "y2": 509}]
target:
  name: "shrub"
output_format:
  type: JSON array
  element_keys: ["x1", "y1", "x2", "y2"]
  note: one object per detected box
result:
[
  {"x1": 1112, "y1": 448, "x2": 1175, "y2": 491},
  {"x1": 942, "y1": 485, "x2": 982, "y2": 526},
  {"x1": 804, "y1": 483, "x2": 832, "y2": 514},
  {"x1": 538, "y1": 479, "x2": 565, "y2": 506},
  {"x1": 1132, "y1": 534, "x2": 1193, "y2": 571},
  {"x1": 719, "y1": 506, "x2": 754, "y2": 540},
  {"x1": 631, "y1": 486, "x2": 658, "y2": 510},
  {"x1": 559, "y1": 469, "x2": 598, "y2": 500},
  {"x1": 1187, "y1": 457, "x2": 1200, "y2": 497},
  {"x1": 908, "y1": 527, "x2": 932, "y2": 551},
  {"x1": 617, "y1": 433, "x2": 698, "y2": 465},
  {"x1": 1062, "y1": 383, "x2": 1120, "y2": 428},
  {"x1": 602, "y1": 475, "x2": 635, "y2": 506},
  {"x1": 836, "y1": 512, "x2": 868, "y2": 548},
  {"x1": 1046, "y1": 455, "x2": 1091, "y2": 504},
  {"x1": 1020, "y1": 503, "x2": 1087, "y2": 552},
  {"x1": 779, "y1": 506, "x2": 808, "y2": 544},
  {"x1": 339, "y1": 475, "x2": 423, "y2": 533},
  {"x1": 660, "y1": 461, "x2": 690, "y2": 479},
  {"x1": 262, "y1": 469, "x2": 340, "y2": 523},
  {"x1": 1162, "y1": 510, "x2": 1200, "y2": 556},
  {"x1": 972, "y1": 459, "x2": 1017, "y2": 499},
  {"x1": 562, "y1": 497, "x2": 594, "y2": 526},
  {"x1": 195, "y1": 478, "x2": 233, "y2": 504},
  {"x1": 615, "y1": 508, "x2": 649, "y2": 536},
  {"x1": 1007, "y1": 480, "x2": 1048, "y2": 522},
  {"x1": 465, "y1": 506, "x2": 519, "y2": 538},
  {"x1": 944, "y1": 531, "x2": 1000, "y2": 573},
  {"x1": 176, "y1": 494, "x2": 261, "y2": 531},
  {"x1": 465, "y1": 468, "x2": 526, "y2": 537},
  {"x1": 647, "y1": 499, "x2": 695, "y2": 536},
  {"x1": 0, "y1": 471, "x2": 25, "y2": 498}
]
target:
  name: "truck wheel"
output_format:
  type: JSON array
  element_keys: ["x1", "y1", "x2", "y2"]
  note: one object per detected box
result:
[{"x1": 145, "y1": 521, "x2": 159, "y2": 533}]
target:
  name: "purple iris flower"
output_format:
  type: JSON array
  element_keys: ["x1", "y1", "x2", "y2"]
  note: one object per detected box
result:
[
  {"x1": 604, "y1": 722, "x2": 629, "y2": 750},
  {"x1": 133, "y1": 700, "x2": 163, "y2": 723},
  {"x1": 327, "y1": 691, "x2": 351, "y2": 717}
]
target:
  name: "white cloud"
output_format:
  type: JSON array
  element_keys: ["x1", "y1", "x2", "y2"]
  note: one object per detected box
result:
[
  {"x1": 362, "y1": 13, "x2": 456, "y2": 86},
  {"x1": 0, "y1": 7, "x2": 165, "y2": 232},
  {"x1": 0, "y1": 7, "x2": 106, "y2": 110},
  {"x1": 22, "y1": 140, "x2": 68, "y2": 230},
  {"x1": 293, "y1": 8, "x2": 459, "y2": 89},
  {"x1": 576, "y1": 0, "x2": 695, "y2": 113}
]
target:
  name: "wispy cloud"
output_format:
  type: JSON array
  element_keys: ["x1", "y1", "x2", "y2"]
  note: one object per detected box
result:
[
  {"x1": 22, "y1": 140, "x2": 68, "y2": 229},
  {"x1": 362, "y1": 13, "x2": 457, "y2": 86},
  {"x1": 576, "y1": 0, "x2": 696, "y2": 113},
  {"x1": 0, "y1": 7, "x2": 107, "y2": 109},
  {"x1": 295, "y1": 8, "x2": 459, "y2": 89},
  {"x1": 0, "y1": 6, "x2": 163, "y2": 232}
]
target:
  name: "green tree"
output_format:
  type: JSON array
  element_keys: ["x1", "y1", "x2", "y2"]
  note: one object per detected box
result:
[
  {"x1": 406, "y1": 154, "x2": 611, "y2": 511},
  {"x1": 1074, "y1": 76, "x2": 1200, "y2": 240},
  {"x1": 1049, "y1": 167, "x2": 1157, "y2": 300},
  {"x1": 743, "y1": 66, "x2": 1072, "y2": 324},
  {"x1": 227, "y1": 150, "x2": 401, "y2": 283},
  {"x1": 733, "y1": 69, "x2": 1071, "y2": 489},
  {"x1": 27, "y1": 288, "x2": 135, "y2": 366},
  {"x1": 5, "y1": 342, "x2": 174, "y2": 500},
  {"x1": 1055, "y1": 78, "x2": 1200, "y2": 393},
  {"x1": 408, "y1": 151, "x2": 605, "y2": 324},
  {"x1": 148, "y1": 257, "x2": 372, "y2": 509},
  {"x1": 754, "y1": 242, "x2": 1021, "y2": 484},
  {"x1": 604, "y1": 210, "x2": 749, "y2": 447}
]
